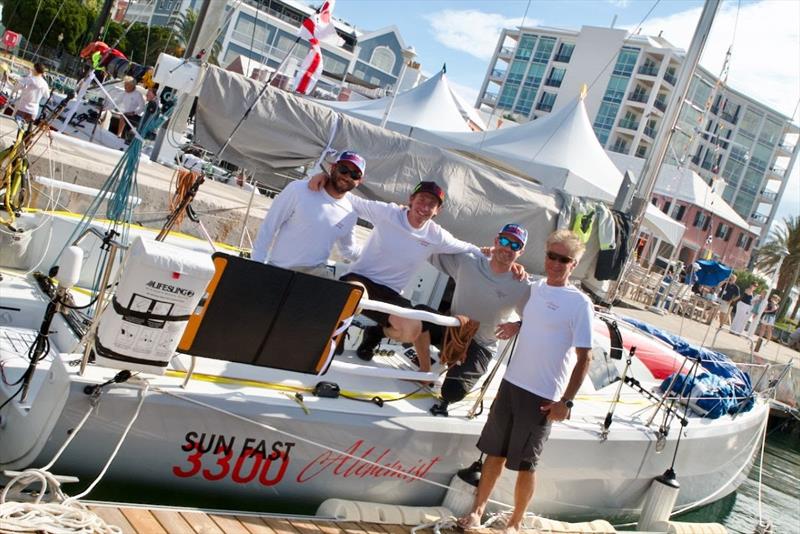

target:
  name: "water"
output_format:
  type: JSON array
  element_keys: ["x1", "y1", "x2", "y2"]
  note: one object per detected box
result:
[{"x1": 677, "y1": 421, "x2": 799, "y2": 533}]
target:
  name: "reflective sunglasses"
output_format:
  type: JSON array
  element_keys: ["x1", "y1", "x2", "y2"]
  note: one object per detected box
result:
[
  {"x1": 336, "y1": 164, "x2": 362, "y2": 180},
  {"x1": 498, "y1": 236, "x2": 523, "y2": 251},
  {"x1": 546, "y1": 250, "x2": 575, "y2": 264}
]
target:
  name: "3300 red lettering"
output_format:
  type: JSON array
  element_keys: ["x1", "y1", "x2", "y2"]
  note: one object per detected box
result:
[{"x1": 173, "y1": 432, "x2": 294, "y2": 485}]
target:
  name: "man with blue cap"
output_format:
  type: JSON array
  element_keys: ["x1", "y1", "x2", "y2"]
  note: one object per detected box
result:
[
  {"x1": 252, "y1": 150, "x2": 366, "y2": 277},
  {"x1": 417, "y1": 223, "x2": 532, "y2": 415}
]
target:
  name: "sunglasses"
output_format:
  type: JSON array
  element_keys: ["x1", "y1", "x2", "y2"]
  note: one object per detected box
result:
[
  {"x1": 498, "y1": 236, "x2": 523, "y2": 251},
  {"x1": 336, "y1": 164, "x2": 362, "y2": 180},
  {"x1": 546, "y1": 250, "x2": 575, "y2": 264}
]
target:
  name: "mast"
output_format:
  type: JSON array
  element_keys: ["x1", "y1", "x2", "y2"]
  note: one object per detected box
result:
[
  {"x1": 627, "y1": 0, "x2": 721, "y2": 242},
  {"x1": 607, "y1": 0, "x2": 721, "y2": 304}
]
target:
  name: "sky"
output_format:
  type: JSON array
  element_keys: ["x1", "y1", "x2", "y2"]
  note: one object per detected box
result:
[{"x1": 327, "y1": 0, "x2": 799, "y2": 232}]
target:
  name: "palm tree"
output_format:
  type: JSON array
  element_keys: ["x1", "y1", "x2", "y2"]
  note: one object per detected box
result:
[
  {"x1": 172, "y1": 9, "x2": 221, "y2": 65},
  {"x1": 755, "y1": 215, "x2": 800, "y2": 319}
]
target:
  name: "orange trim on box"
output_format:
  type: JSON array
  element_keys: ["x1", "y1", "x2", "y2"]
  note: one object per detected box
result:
[
  {"x1": 178, "y1": 256, "x2": 228, "y2": 351},
  {"x1": 315, "y1": 286, "x2": 364, "y2": 373}
]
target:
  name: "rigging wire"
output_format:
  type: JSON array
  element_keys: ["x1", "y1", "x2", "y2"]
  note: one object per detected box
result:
[
  {"x1": 20, "y1": 0, "x2": 45, "y2": 61},
  {"x1": 31, "y1": 0, "x2": 67, "y2": 60}
]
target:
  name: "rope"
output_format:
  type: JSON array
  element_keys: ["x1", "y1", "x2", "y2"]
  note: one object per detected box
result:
[
  {"x1": 440, "y1": 315, "x2": 480, "y2": 367},
  {"x1": 167, "y1": 168, "x2": 200, "y2": 229}
]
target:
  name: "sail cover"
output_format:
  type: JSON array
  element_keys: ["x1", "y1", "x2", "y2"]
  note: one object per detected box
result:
[{"x1": 194, "y1": 66, "x2": 604, "y2": 278}]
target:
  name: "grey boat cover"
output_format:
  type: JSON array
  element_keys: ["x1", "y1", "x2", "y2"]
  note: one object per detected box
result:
[{"x1": 195, "y1": 66, "x2": 601, "y2": 279}]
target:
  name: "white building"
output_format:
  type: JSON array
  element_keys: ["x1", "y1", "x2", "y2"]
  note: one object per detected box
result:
[
  {"x1": 122, "y1": 0, "x2": 420, "y2": 97},
  {"x1": 476, "y1": 24, "x2": 799, "y2": 246}
]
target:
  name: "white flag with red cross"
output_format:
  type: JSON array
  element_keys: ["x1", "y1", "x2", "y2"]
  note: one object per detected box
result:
[{"x1": 293, "y1": 1, "x2": 338, "y2": 95}]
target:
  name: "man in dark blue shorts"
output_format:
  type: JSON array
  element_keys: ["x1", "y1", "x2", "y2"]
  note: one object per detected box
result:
[{"x1": 458, "y1": 230, "x2": 594, "y2": 534}]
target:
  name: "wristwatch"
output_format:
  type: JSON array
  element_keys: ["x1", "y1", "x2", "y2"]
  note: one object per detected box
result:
[{"x1": 562, "y1": 399, "x2": 574, "y2": 409}]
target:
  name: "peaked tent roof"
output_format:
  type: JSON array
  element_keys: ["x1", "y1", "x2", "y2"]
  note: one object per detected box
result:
[
  {"x1": 411, "y1": 93, "x2": 685, "y2": 245},
  {"x1": 318, "y1": 70, "x2": 484, "y2": 134}
]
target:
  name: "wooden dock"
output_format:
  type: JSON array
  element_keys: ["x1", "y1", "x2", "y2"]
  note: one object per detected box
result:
[{"x1": 87, "y1": 504, "x2": 450, "y2": 534}]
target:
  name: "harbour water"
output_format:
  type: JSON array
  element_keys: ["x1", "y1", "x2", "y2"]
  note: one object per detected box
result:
[{"x1": 678, "y1": 421, "x2": 799, "y2": 533}]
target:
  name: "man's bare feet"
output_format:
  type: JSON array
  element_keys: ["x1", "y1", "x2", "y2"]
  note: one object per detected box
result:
[{"x1": 456, "y1": 511, "x2": 482, "y2": 530}]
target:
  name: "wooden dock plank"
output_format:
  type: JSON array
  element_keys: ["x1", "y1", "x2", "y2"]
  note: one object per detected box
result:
[
  {"x1": 359, "y1": 522, "x2": 397, "y2": 534},
  {"x1": 180, "y1": 510, "x2": 225, "y2": 534},
  {"x1": 209, "y1": 512, "x2": 254, "y2": 534},
  {"x1": 312, "y1": 520, "x2": 346, "y2": 534},
  {"x1": 290, "y1": 519, "x2": 339, "y2": 534},
  {"x1": 262, "y1": 517, "x2": 302, "y2": 534},
  {"x1": 236, "y1": 514, "x2": 278, "y2": 534},
  {"x1": 151, "y1": 509, "x2": 198, "y2": 533},
  {"x1": 89, "y1": 505, "x2": 137, "y2": 534},
  {"x1": 336, "y1": 521, "x2": 370, "y2": 534},
  {"x1": 121, "y1": 507, "x2": 168, "y2": 534}
]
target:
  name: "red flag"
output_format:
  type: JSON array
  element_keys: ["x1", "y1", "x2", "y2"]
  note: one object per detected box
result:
[{"x1": 294, "y1": 1, "x2": 336, "y2": 95}]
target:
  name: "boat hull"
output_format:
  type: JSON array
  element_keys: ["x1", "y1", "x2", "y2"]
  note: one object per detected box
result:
[{"x1": 23, "y1": 373, "x2": 768, "y2": 522}]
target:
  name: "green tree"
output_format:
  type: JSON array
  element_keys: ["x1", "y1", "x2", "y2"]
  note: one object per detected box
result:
[
  {"x1": 755, "y1": 216, "x2": 800, "y2": 319},
  {"x1": 172, "y1": 9, "x2": 221, "y2": 65},
  {"x1": 1, "y1": 0, "x2": 89, "y2": 55},
  {"x1": 101, "y1": 20, "x2": 127, "y2": 51},
  {"x1": 733, "y1": 270, "x2": 768, "y2": 294},
  {"x1": 123, "y1": 23, "x2": 178, "y2": 66}
]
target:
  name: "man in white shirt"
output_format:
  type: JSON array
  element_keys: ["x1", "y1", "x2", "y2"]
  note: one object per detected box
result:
[
  {"x1": 251, "y1": 151, "x2": 365, "y2": 278},
  {"x1": 13, "y1": 63, "x2": 49, "y2": 122},
  {"x1": 458, "y1": 229, "x2": 594, "y2": 534},
  {"x1": 337, "y1": 181, "x2": 483, "y2": 359},
  {"x1": 115, "y1": 76, "x2": 146, "y2": 137}
]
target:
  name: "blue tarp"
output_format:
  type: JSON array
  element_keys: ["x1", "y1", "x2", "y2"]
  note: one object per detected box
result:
[
  {"x1": 623, "y1": 317, "x2": 754, "y2": 417},
  {"x1": 692, "y1": 260, "x2": 733, "y2": 287}
]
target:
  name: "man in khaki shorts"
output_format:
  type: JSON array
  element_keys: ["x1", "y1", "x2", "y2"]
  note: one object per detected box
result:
[
  {"x1": 458, "y1": 230, "x2": 594, "y2": 534},
  {"x1": 251, "y1": 151, "x2": 366, "y2": 277}
]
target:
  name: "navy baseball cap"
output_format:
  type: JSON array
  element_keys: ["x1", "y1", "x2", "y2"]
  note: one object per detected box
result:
[
  {"x1": 499, "y1": 223, "x2": 528, "y2": 246},
  {"x1": 412, "y1": 181, "x2": 445, "y2": 205}
]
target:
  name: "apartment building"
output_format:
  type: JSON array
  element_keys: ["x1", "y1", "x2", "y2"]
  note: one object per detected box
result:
[
  {"x1": 122, "y1": 0, "x2": 417, "y2": 97},
  {"x1": 476, "y1": 25, "x2": 799, "y2": 246}
]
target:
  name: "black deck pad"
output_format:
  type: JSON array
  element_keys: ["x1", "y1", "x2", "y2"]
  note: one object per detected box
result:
[{"x1": 179, "y1": 253, "x2": 362, "y2": 374}]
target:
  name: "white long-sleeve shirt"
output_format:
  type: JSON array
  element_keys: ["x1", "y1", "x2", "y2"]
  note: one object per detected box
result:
[
  {"x1": 251, "y1": 179, "x2": 361, "y2": 268},
  {"x1": 346, "y1": 195, "x2": 482, "y2": 293},
  {"x1": 14, "y1": 74, "x2": 49, "y2": 117}
]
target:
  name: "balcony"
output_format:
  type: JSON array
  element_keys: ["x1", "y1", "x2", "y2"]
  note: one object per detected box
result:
[
  {"x1": 490, "y1": 68, "x2": 506, "y2": 80},
  {"x1": 653, "y1": 98, "x2": 667, "y2": 113},
  {"x1": 643, "y1": 125, "x2": 657, "y2": 138},
  {"x1": 609, "y1": 142, "x2": 629, "y2": 154},
  {"x1": 720, "y1": 111, "x2": 739, "y2": 124},
  {"x1": 618, "y1": 118, "x2": 640, "y2": 131},
  {"x1": 628, "y1": 92, "x2": 649, "y2": 104},
  {"x1": 761, "y1": 190, "x2": 778, "y2": 202},
  {"x1": 769, "y1": 166, "x2": 787, "y2": 177},
  {"x1": 544, "y1": 77, "x2": 562, "y2": 88},
  {"x1": 553, "y1": 53, "x2": 572, "y2": 63},
  {"x1": 499, "y1": 46, "x2": 514, "y2": 57},
  {"x1": 777, "y1": 142, "x2": 795, "y2": 154},
  {"x1": 536, "y1": 102, "x2": 553, "y2": 112},
  {"x1": 663, "y1": 72, "x2": 677, "y2": 85},
  {"x1": 750, "y1": 213, "x2": 769, "y2": 225},
  {"x1": 638, "y1": 65, "x2": 659, "y2": 76}
]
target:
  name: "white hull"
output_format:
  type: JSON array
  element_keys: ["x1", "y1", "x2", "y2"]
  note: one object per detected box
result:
[{"x1": 0, "y1": 213, "x2": 770, "y2": 522}]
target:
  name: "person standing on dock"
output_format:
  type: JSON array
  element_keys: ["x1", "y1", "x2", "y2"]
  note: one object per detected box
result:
[
  {"x1": 710, "y1": 274, "x2": 739, "y2": 326},
  {"x1": 251, "y1": 151, "x2": 366, "y2": 278},
  {"x1": 458, "y1": 229, "x2": 593, "y2": 534},
  {"x1": 414, "y1": 224, "x2": 531, "y2": 412},
  {"x1": 12, "y1": 63, "x2": 49, "y2": 123}
]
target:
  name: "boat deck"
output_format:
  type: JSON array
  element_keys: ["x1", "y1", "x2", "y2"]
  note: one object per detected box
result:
[{"x1": 87, "y1": 504, "x2": 460, "y2": 534}]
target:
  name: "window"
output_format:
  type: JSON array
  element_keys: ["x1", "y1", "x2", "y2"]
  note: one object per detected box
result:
[
  {"x1": 715, "y1": 223, "x2": 732, "y2": 241},
  {"x1": 692, "y1": 211, "x2": 708, "y2": 228},
  {"x1": 603, "y1": 75, "x2": 629, "y2": 104},
  {"x1": 507, "y1": 60, "x2": 528, "y2": 83},
  {"x1": 532, "y1": 37, "x2": 555, "y2": 64},
  {"x1": 652, "y1": 197, "x2": 659, "y2": 206},
  {"x1": 744, "y1": 236, "x2": 754, "y2": 251},
  {"x1": 498, "y1": 82, "x2": 520, "y2": 109},
  {"x1": 536, "y1": 91, "x2": 556, "y2": 112},
  {"x1": 661, "y1": 201, "x2": 671, "y2": 214},
  {"x1": 758, "y1": 118, "x2": 783, "y2": 145},
  {"x1": 545, "y1": 67, "x2": 566, "y2": 87},
  {"x1": 523, "y1": 63, "x2": 545, "y2": 88},
  {"x1": 612, "y1": 47, "x2": 639, "y2": 76},
  {"x1": 593, "y1": 102, "x2": 620, "y2": 142},
  {"x1": 514, "y1": 87, "x2": 536, "y2": 115},
  {"x1": 739, "y1": 109, "x2": 763, "y2": 138},
  {"x1": 672, "y1": 204, "x2": 686, "y2": 221},
  {"x1": 515, "y1": 35, "x2": 537, "y2": 60},
  {"x1": 554, "y1": 42, "x2": 574, "y2": 62},
  {"x1": 370, "y1": 47, "x2": 396, "y2": 73}
]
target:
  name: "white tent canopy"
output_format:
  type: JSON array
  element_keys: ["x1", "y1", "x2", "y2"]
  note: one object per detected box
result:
[
  {"x1": 318, "y1": 70, "x2": 485, "y2": 134},
  {"x1": 411, "y1": 92, "x2": 685, "y2": 246}
]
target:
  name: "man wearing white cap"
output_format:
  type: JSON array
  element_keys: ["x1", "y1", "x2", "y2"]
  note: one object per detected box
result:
[{"x1": 251, "y1": 150, "x2": 366, "y2": 277}]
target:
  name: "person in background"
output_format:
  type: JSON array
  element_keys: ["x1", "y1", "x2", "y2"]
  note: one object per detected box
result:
[
  {"x1": 115, "y1": 76, "x2": 145, "y2": 137},
  {"x1": 730, "y1": 283, "x2": 756, "y2": 334},
  {"x1": 13, "y1": 62, "x2": 49, "y2": 123},
  {"x1": 747, "y1": 289, "x2": 768, "y2": 337},
  {"x1": 757, "y1": 294, "x2": 781, "y2": 349},
  {"x1": 710, "y1": 274, "x2": 739, "y2": 326},
  {"x1": 458, "y1": 229, "x2": 593, "y2": 534}
]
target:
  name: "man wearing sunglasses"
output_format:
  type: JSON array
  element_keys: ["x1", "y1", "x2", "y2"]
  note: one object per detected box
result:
[
  {"x1": 459, "y1": 229, "x2": 594, "y2": 534},
  {"x1": 416, "y1": 224, "x2": 531, "y2": 414},
  {"x1": 251, "y1": 150, "x2": 365, "y2": 277}
]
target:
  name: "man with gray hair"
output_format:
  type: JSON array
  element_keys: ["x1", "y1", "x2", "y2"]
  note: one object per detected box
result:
[
  {"x1": 458, "y1": 229, "x2": 594, "y2": 534},
  {"x1": 116, "y1": 76, "x2": 145, "y2": 137}
]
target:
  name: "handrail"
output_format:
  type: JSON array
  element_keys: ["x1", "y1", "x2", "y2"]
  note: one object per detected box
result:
[{"x1": 359, "y1": 298, "x2": 461, "y2": 327}]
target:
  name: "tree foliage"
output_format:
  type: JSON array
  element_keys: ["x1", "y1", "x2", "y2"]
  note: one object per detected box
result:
[
  {"x1": 755, "y1": 215, "x2": 800, "y2": 319},
  {"x1": 1, "y1": 0, "x2": 89, "y2": 55},
  {"x1": 123, "y1": 24, "x2": 179, "y2": 67},
  {"x1": 172, "y1": 9, "x2": 220, "y2": 65}
]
